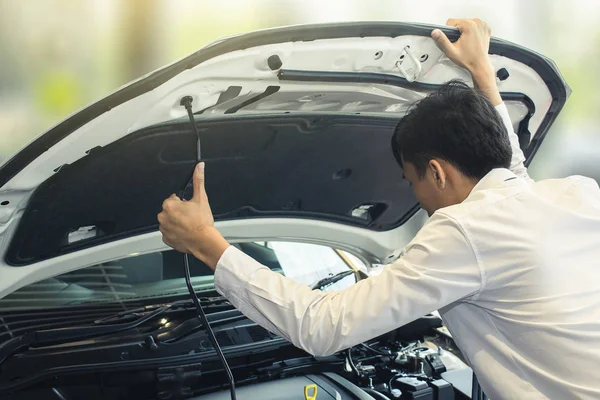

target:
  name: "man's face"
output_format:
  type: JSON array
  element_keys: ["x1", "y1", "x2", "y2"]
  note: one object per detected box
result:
[{"x1": 403, "y1": 161, "x2": 446, "y2": 217}]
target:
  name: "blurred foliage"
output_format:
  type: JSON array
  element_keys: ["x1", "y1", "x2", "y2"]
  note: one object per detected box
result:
[
  {"x1": 0, "y1": 0, "x2": 599, "y2": 180},
  {"x1": 35, "y1": 70, "x2": 83, "y2": 117}
]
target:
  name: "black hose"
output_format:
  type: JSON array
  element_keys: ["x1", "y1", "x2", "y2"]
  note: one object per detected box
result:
[
  {"x1": 184, "y1": 254, "x2": 236, "y2": 400},
  {"x1": 362, "y1": 387, "x2": 392, "y2": 400},
  {"x1": 179, "y1": 95, "x2": 236, "y2": 399},
  {"x1": 361, "y1": 342, "x2": 390, "y2": 356}
]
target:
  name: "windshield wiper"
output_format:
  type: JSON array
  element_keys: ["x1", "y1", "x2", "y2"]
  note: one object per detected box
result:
[
  {"x1": 0, "y1": 298, "x2": 223, "y2": 368},
  {"x1": 94, "y1": 297, "x2": 227, "y2": 324},
  {"x1": 310, "y1": 270, "x2": 355, "y2": 290}
]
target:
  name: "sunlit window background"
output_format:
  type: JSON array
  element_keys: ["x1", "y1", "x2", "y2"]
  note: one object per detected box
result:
[{"x1": 1, "y1": 0, "x2": 599, "y2": 182}]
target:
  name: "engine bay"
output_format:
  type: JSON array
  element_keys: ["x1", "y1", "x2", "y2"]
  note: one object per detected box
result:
[{"x1": 0, "y1": 304, "x2": 470, "y2": 400}]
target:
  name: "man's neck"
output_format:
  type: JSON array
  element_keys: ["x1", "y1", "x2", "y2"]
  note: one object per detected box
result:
[{"x1": 455, "y1": 177, "x2": 480, "y2": 204}]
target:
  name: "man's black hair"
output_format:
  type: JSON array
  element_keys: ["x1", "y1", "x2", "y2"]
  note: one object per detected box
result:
[{"x1": 391, "y1": 80, "x2": 512, "y2": 180}]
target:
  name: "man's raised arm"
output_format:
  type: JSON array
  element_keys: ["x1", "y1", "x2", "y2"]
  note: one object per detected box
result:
[{"x1": 432, "y1": 18, "x2": 533, "y2": 182}]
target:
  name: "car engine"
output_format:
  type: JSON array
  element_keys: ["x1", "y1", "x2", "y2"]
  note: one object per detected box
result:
[
  {"x1": 171, "y1": 314, "x2": 468, "y2": 400},
  {"x1": 0, "y1": 305, "x2": 470, "y2": 400},
  {"x1": 190, "y1": 334, "x2": 466, "y2": 400}
]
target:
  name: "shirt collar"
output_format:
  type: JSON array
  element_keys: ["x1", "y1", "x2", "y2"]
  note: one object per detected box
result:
[{"x1": 467, "y1": 168, "x2": 519, "y2": 197}]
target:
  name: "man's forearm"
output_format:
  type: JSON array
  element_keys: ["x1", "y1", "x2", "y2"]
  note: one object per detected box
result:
[
  {"x1": 470, "y1": 63, "x2": 502, "y2": 106},
  {"x1": 472, "y1": 61, "x2": 533, "y2": 182}
]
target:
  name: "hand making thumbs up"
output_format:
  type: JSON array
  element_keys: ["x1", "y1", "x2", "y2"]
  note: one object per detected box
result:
[{"x1": 158, "y1": 162, "x2": 230, "y2": 270}]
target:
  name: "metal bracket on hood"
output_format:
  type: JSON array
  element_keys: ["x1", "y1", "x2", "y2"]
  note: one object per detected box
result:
[{"x1": 395, "y1": 45, "x2": 422, "y2": 82}]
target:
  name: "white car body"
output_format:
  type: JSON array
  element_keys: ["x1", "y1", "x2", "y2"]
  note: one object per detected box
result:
[{"x1": 0, "y1": 22, "x2": 569, "y2": 300}]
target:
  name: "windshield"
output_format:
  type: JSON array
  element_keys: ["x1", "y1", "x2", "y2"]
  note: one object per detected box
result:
[{"x1": 0, "y1": 241, "x2": 364, "y2": 311}]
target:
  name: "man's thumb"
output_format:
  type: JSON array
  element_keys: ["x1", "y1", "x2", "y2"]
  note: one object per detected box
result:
[
  {"x1": 192, "y1": 162, "x2": 206, "y2": 202},
  {"x1": 431, "y1": 29, "x2": 453, "y2": 54}
]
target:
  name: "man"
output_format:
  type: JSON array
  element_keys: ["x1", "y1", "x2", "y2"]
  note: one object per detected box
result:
[{"x1": 158, "y1": 19, "x2": 600, "y2": 399}]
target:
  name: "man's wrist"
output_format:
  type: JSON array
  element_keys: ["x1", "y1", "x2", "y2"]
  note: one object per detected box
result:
[
  {"x1": 469, "y1": 62, "x2": 495, "y2": 86},
  {"x1": 191, "y1": 227, "x2": 231, "y2": 272}
]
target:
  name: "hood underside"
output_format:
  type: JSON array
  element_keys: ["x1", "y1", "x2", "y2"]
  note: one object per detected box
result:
[
  {"x1": 0, "y1": 22, "x2": 569, "y2": 294},
  {"x1": 8, "y1": 113, "x2": 419, "y2": 265}
]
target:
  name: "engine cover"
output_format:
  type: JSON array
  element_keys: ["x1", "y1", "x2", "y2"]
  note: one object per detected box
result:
[{"x1": 192, "y1": 372, "x2": 375, "y2": 400}]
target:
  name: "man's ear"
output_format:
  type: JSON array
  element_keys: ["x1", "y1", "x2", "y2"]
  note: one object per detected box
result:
[{"x1": 428, "y1": 159, "x2": 447, "y2": 190}]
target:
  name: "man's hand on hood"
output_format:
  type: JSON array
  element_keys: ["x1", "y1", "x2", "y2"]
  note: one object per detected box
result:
[{"x1": 432, "y1": 18, "x2": 502, "y2": 106}]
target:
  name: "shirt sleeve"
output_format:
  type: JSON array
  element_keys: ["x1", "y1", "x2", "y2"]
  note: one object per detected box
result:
[
  {"x1": 213, "y1": 212, "x2": 483, "y2": 357},
  {"x1": 495, "y1": 102, "x2": 533, "y2": 183}
]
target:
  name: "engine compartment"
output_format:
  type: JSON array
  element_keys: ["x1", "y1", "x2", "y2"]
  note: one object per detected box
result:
[
  {"x1": 188, "y1": 340, "x2": 466, "y2": 400},
  {"x1": 0, "y1": 309, "x2": 469, "y2": 400},
  {"x1": 193, "y1": 373, "x2": 371, "y2": 400}
]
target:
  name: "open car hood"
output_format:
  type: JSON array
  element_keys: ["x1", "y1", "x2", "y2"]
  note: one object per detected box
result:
[{"x1": 0, "y1": 22, "x2": 570, "y2": 298}]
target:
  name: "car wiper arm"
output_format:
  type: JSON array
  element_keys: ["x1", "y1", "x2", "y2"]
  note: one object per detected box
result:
[
  {"x1": 93, "y1": 297, "x2": 227, "y2": 324},
  {"x1": 0, "y1": 296, "x2": 233, "y2": 369},
  {"x1": 0, "y1": 303, "x2": 174, "y2": 368},
  {"x1": 310, "y1": 270, "x2": 355, "y2": 290}
]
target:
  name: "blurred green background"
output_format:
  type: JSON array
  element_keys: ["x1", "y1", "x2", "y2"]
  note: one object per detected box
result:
[{"x1": 1, "y1": 0, "x2": 599, "y2": 181}]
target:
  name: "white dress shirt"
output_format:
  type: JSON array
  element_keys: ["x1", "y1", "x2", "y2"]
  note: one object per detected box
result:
[{"x1": 214, "y1": 103, "x2": 600, "y2": 399}]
